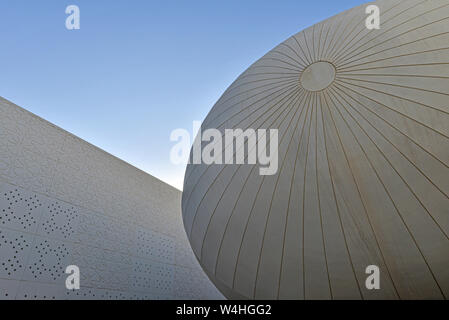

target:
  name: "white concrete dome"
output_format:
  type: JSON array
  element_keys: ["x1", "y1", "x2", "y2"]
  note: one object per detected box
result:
[{"x1": 182, "y1": 0, "x2": 449, "y2": 300}]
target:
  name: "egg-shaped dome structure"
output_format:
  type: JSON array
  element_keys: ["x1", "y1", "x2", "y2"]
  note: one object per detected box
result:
[{"x1": 182, "y1": 0, "x2": 449, "y2": 300}]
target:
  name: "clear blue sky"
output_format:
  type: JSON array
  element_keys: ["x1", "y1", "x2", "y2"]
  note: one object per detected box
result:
[{"x1": 0, "y1": 0, "x2": 368, "y2": 190}]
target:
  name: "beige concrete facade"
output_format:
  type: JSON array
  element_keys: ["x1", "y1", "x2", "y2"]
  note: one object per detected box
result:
[
  {"x1": 0, "y1": 97, "x2": 223, "y2": 300},
  {"x1": 182, "y1": 0, "x2": 449, "y2": 300}
]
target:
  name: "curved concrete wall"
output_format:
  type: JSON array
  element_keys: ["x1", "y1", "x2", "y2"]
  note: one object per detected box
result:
[
  {"x1": 182, "y1": 0, "x2": 449, "y2": 300},
  {"x1": 0, "y1": 97, "x2": 223, "y2": 300}
]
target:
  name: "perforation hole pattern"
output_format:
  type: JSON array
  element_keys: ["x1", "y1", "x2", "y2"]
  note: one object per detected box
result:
[
  {"x1": 136, "y1": 230, "x2": 175, "y2": 263},
  {"x1": 0, "y1": 189, "x2": 42, "y2": 230},
  {"x1": 28, "y1": 240, "x2": 69, "y2": 281},
  {"x1": 0, "y1": 176, "x2": 221, "y2": 299},
  {"x1": 0, "y1": 230, "x2": 29, "y2": 278},
  {"x1": 41, "y1": 202, "x2": 78, "y2": 239}
]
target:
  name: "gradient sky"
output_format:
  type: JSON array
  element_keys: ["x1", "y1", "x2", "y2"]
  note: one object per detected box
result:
[{"x1": 0, "y1": 0, "x2": 368, "y2": 190}]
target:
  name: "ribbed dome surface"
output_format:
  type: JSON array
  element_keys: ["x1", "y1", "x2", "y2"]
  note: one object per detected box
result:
[{"x1": 182, "y1": 0, "x2": 449, "y2": 300}]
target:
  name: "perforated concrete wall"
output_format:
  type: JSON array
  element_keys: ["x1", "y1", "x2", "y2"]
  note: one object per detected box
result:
[{"x1": 0, "y1": 96, "x2": 223, "y2": 300}]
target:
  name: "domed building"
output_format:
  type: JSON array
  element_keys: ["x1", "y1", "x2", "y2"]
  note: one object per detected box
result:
[{"x1": 182, "y1": 0, "x2": 449, "y2": 300}]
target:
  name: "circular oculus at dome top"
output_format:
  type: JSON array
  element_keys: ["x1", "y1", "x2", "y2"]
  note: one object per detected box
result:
[
  {"x1": 300, "y1": 61, "x2": 336, "y2": 91},
  {"x1": 182, "y1": 0, "x2": 449, "y2": 300}
]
